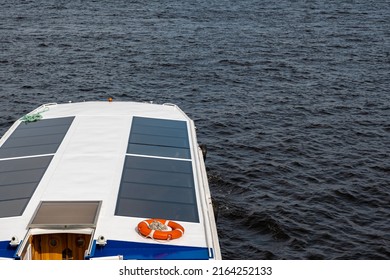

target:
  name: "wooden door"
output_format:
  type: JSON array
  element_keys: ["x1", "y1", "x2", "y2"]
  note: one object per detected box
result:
[{"x1": 31, "y1": 233, "x2": 91, "y2": 260}]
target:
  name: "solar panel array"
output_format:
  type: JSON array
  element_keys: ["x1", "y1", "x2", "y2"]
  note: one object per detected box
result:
[
  {"x1": 0, "y1": 117, "x2": 74, "y2": 218},
  {"x1": 0, "y1": 115, "x2": 199, "y2": 222},
  {"x1": 115, "y1": 117, "x2": 199, "y2": 223}
]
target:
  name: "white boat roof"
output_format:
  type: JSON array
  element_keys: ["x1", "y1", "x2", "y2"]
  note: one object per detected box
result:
[{"x1": 0, "y1": 101, "x2": 220, "y2": 260}]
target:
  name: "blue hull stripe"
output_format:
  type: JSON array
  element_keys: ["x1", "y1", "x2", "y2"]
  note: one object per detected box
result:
[
  {"x1": 0, "y1": 239, "x2": 210, "y2": 260},
  {"x1": 0, "y1": 240, "x2": 17, "y2": 259},
  {"x1": 89, "y1": 240, "x2": 210, "y2": 260}
]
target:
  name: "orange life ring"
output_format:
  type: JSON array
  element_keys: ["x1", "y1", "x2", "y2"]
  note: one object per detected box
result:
[{"x1": 137, "y1": 219, "x2": 184, "y2": 240}]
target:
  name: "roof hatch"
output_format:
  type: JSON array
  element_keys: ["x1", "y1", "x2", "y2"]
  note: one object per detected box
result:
[{"x1": 29, "y1": 201, "x2": 102, "y2": 228}]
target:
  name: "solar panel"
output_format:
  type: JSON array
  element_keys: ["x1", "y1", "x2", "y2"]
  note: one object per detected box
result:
[
  {"x1": 115, "y1": 156, "x2": 199, "y2": 223},
  {"x1": 127, "y1": 117, "x2": 190, "y2": 159},
  {"x1": 0, "y1": 117, "x2": 74, "y2": 159},
  {"x1": 0, "y1": 156, "x2": 53, "y2": 218}
]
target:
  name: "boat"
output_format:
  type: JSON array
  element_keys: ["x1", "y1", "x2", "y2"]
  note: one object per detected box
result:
[{"x1": 0, "y1": 100, "x2": 221, "y2": 260}]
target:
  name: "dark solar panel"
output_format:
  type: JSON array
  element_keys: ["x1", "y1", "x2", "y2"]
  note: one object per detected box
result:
[
  {"x1": 127, "y1": 117, "x2": 190, "y2": 159},
  {"x1": 0, "y1": 156, "x2": 53, "y2": 218},
  {"x1": 116, "y1": 156, "x2": 199, "y2": 222},
  {"x1": 0, "y1": 117, "x2": 74, "y2": 159},
  {"x1": 0, "y1": 116, "x2": 74, "y2": 217}
]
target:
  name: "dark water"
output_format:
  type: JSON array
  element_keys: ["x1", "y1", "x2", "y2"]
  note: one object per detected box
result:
[{"x1": 1, "y1": 0, "x2": 390, "y2": 259}]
